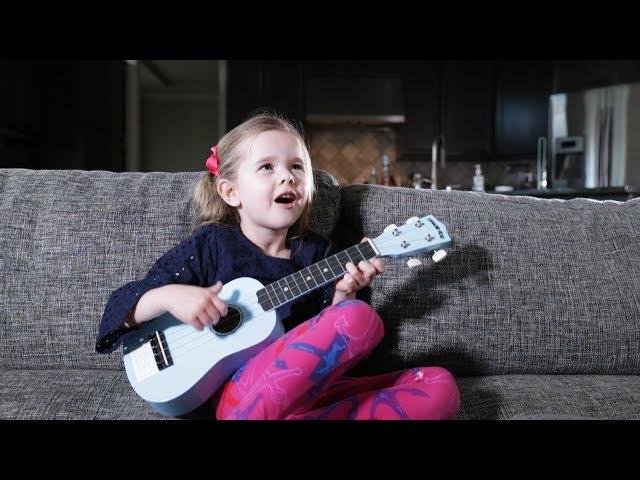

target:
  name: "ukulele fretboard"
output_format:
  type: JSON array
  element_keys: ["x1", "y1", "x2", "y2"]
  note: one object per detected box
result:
[{"x1": 256, "y1": 241, "x2": 377, "y2": 312}]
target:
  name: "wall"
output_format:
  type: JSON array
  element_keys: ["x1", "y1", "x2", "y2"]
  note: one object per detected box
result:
[
  {"x1": 141, "y1": 93, "x2": 219, "y2": 172},
  {"x1": 139, "y1": 60, "x2": 222, "y2": 173}
]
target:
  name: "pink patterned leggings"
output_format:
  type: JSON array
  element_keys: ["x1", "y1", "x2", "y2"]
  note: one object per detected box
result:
[{"x1": 213, "y1": 299, "x2": 460, "y2": 420}]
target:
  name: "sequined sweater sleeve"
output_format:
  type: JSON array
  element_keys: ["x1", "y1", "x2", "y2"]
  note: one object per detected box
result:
[{"x1": 95, "y1": 225, "x2": 216, "y2": 354}]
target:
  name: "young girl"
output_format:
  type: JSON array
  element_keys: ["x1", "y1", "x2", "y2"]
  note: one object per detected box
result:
[{"x1": 95, "y1": 112, "x2": 460, "y2": 420}]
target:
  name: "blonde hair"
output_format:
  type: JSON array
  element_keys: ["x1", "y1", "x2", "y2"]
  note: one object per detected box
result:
[{"x1": 192, "y1": 110, "x2": 316, "y2": 240}]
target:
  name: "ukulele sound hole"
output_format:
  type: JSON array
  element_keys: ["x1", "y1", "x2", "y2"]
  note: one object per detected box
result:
[{"x1": 211, "y1": 305, "x2": 243, "y2": 336}]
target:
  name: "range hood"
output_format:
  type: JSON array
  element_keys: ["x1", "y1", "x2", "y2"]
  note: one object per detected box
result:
[{"x1": 305, "y1": 75, "x2": 405, "y2": 125}]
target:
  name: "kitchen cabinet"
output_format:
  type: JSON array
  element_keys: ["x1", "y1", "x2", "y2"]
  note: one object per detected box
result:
[
  {"x1": 1, "y1": 61, "x2": 125, "y2": 171},
  {"x1": 553, "y1": 60, "x2": 640, "y2": 92},
  {"x1": 226, "y1": 60, "x2": 555, "y2": 162},
  {"x1": 226, "y1": 61, "x2": 304, "y2": 131},
  {"x1": 553, "y1": 60, "x2": 618, "y2": 92},
  {"x1": 76, "y1": 61, "x2": 125, "y2": 171},
  {"x1": 38, "y1": 61, "x2": 124, "y2": 171},
  {"x1": 615, "y1": 60, "x2": 640, "y2": 85},
  {"x1": 226, "y1": 61, "x2": 263, "y2": 130},
  {"x1": 302, "y1": 60, "x2": 400, "y2": 76},
  {"x1": 494, "y1": 61, "x2": 552, "y2": 157},
  {"x1": 441, "y1": 61, "x2": 493, "y2": 161},
  {"x1": 260, "y1": 61, "x2": 305, "y2": 127},
  {"x1": 0, "y1": 61, "x2": 28, "y2": 135},
  {"x1": 401, "y1": 62, "x2": 440, "y2": 154},
  {"x1": 400, "y1": 61, "x2": 494, "y2": 162}
]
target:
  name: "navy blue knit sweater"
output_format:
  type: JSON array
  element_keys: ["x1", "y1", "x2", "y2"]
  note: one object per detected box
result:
[{"x1": 95, "y1": 223, "x2": 335, "y2": 354}]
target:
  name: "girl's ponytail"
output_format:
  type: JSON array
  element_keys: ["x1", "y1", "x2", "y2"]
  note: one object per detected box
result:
[{"x1": 192, "y1": 171, "x2": 239, "y2": 232}]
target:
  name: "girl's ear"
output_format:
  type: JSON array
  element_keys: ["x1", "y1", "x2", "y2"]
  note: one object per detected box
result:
[{"x1": 216, "y1": 179, "x2": 240, "y2": 207}]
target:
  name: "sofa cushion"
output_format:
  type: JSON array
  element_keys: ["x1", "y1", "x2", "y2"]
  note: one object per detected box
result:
[
  {"x1": 456, "y1": 374, "x2": 640, "y2": 420},
  {"x1": 1, "y1": 369, "x2": 637, "y2": 420},
  {"x1": 0, "y1": 369, "x2": 167, "y2": 420},
  {"x1": 0, "y1": 169, "x2": 340, "y2": 370},
  {"x1": 340, "y1": 185, "x2": 640, "y2": 377}
]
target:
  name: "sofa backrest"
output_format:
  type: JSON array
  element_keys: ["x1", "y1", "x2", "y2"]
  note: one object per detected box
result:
[
  {"x1": 339, "y1": 185, "x2": 640, "y2": 377},
  {"x1": 0, "y1": 168, "x2": 341, "y2": 370}
]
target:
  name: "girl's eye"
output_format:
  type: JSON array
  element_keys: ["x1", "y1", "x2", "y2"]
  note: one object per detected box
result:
[{"x1": 259, "y1": 163, "x2": 303, "y2": 171}]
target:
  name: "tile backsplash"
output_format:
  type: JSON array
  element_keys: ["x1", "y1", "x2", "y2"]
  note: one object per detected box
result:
[
  {"x1": 309, "y1": 124, "x2": 397, "y2": 185},
  {"x1": 308, "y1": 124, "x2": 537, "y2": 190}
]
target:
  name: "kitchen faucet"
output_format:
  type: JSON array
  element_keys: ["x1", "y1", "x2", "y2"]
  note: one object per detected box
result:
[{"x1": 537, "y1": 136, "x2": 548, "y2": 190}]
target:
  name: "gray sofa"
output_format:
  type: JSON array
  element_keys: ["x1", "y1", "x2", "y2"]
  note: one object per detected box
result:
[{"x1": 1, "y1": 167, "x2": 639, "y2": 420}]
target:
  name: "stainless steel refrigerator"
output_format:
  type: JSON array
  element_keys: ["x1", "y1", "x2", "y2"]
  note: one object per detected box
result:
[{"x1": 549, "y1": 82, "x2": 640, "y2": 189}]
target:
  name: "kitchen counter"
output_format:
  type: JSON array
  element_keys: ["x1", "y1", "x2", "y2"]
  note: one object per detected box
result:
[{"x1": 491, "y1": 186, "x2": 639, "y2": 201}]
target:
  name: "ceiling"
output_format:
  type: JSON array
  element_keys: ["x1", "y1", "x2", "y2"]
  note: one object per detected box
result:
[{"x1": 139, "y1": 60, "x2": 219, "y2": 93}]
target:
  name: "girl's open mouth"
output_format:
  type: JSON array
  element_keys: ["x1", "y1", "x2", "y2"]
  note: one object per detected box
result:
[{"x1": 274, "y1": 192, "x2": 296, "y2": 204}]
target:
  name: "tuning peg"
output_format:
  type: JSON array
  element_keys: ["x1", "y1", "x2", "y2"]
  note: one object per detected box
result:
[
  {"x1": 405, "y1": 216, "x2": 419, "y2": 224},
  {"x1": 406, "y1": 257, "x2": 422, "y2": 268},
  {"x1": 432, "y1": 249, "x2": 447, "y2": 263},
  {"x1": 383, "y1": 223, "x2": 398, "y2": 233}
]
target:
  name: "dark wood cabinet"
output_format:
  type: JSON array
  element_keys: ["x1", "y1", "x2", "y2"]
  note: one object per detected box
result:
[
  {"x1": 76, "y1": 61, "x2": 125, "y2": 171},
  {"x1": 401, "y1": 62, "x2": 440, "y2": 154},
  {"x1": 38, "y1": 61, "x2": 124, "y2": 171},
  {"x1": 553, "y1": 60, "x2": 618, "y2": 92},
  {"x1": 615, "y1": 60, "x2": 640, "y2": 85},
  {"x1": 260, "y1": 61, "x2": 305, "y2": 127},
  {"x1": 1, "y1": 61, "x2": 125, "y2": 171},
  {"x1": 441, "y1": 61, "x2": 493, "y2": 161},
  {"x1": 226, "y1": 61, "x2": 262, "y2": 129},
  {"x1": 226, "y1": 60, "x2": 556, "y2": 162},
  {"x1": 0, "y1": 61, "x2": 32, "y2": 168},
  {"x1": 400, "y1": 61, "x2": 494, "y2": 162},
  {"x1": 227, "y1": 60, "x2": 505, "y2": 162},
  {"x1": 495, "y1": 61, "x2": 552, "y2": 157},
  {"x1": 0, "y1": 61, "x2": 28, "y2": 135},
  {"x1": 226, "y1": 61, "x2": 305, "y2": 131},
  {"x1": 553, "y1": 60, "x2": 640, "y2": 92}
]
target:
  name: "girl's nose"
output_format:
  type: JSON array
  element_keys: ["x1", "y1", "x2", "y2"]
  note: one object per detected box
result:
[{"x1": 281, "y1": 173, "x2": 294, "y2": 184}]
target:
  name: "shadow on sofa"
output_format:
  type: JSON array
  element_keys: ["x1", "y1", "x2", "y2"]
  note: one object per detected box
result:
[{"x1": 343, "y1": 244, "x2": 502, "y2": 416}]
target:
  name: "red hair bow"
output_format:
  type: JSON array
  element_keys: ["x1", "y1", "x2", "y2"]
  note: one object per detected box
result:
[{"x1": 205, "y1": 145, "x2": 219, "y2": 176}]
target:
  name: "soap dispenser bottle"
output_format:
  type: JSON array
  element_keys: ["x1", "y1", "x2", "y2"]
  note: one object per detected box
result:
[{"x1": 472, "y1": 164, "x2": 485, "y2": 192}]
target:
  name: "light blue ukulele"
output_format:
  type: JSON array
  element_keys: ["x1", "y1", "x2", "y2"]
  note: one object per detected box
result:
[{"x1": 123, "y1": 214, "x2": 452, "y2": 416}]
